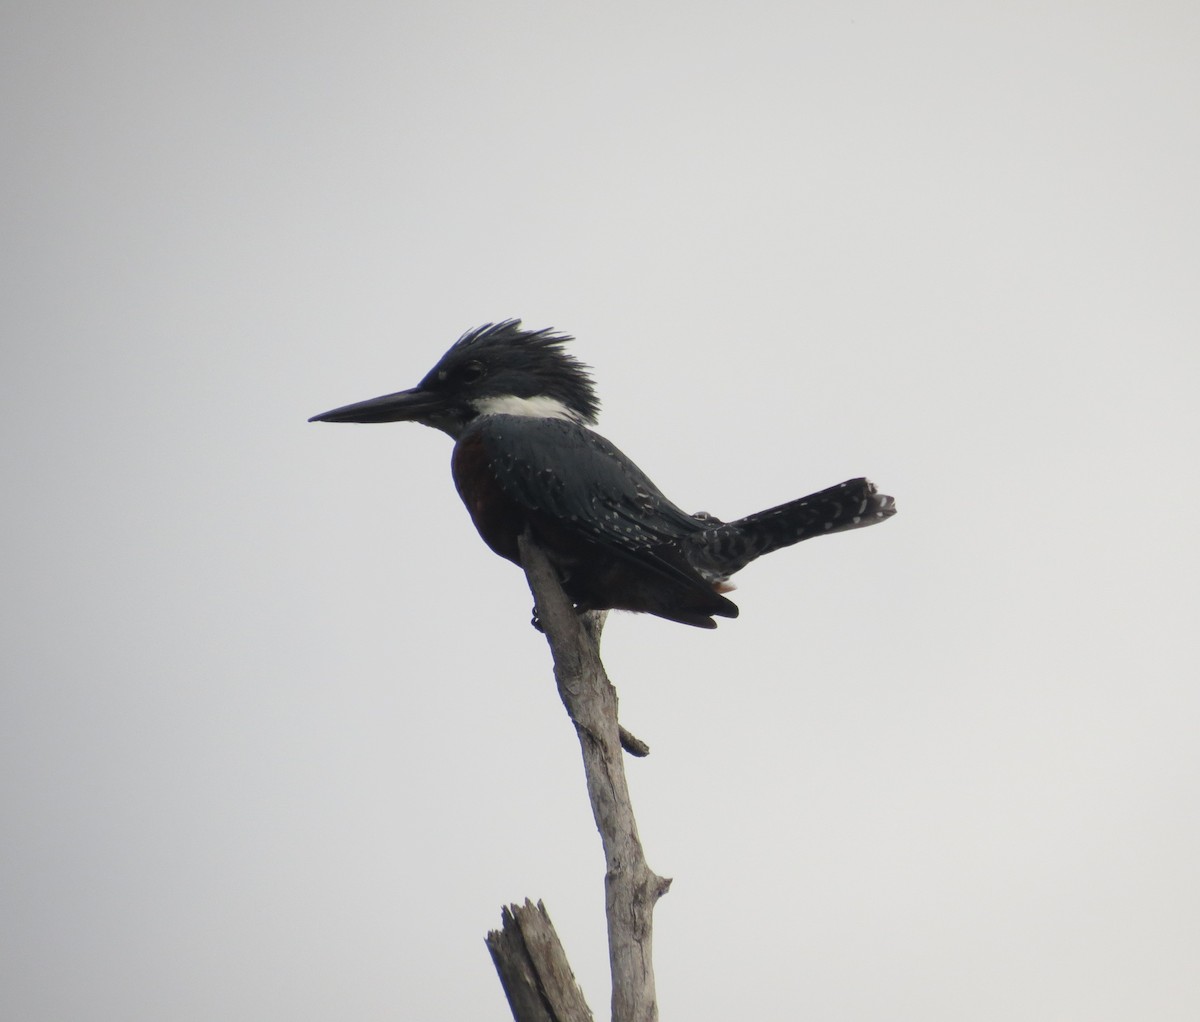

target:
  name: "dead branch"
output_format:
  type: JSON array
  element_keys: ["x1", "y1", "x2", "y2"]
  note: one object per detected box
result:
[
  {"x1": 486, "y1": 900, "x2": 594, "y2": 1022},
  {"x1": 487, "y1": 531, "x2": 670, "y2": 1022}
]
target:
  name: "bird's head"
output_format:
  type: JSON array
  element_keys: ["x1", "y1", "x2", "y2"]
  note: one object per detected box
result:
[{"x1": 308, "y1": 320, "x2": 600, "y2": 438}]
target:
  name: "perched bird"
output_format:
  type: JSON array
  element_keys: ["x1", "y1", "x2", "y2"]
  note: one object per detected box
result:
[{"x1": 310, "y1": 320, "x2": 895, "y2": 628}]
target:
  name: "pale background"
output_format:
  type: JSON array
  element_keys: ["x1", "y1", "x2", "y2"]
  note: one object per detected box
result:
[{"x1": 3, "y1": 3, "x2": 1197, "y2": 1020}]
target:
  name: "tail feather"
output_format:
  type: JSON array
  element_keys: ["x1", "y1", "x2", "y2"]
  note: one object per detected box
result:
[{"x1": 686, "y1": 478, "x2": 896, "y2": 579}]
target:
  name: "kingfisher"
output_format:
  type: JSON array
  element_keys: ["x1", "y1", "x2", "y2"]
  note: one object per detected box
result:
[{"x1": 310, "y1": 320, "x2": 896, "y2": 628}]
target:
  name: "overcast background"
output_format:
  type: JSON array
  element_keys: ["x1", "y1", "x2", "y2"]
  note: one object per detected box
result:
[{"x1": 3, "y1": 3, "x2": 1198, "y2": 1020}]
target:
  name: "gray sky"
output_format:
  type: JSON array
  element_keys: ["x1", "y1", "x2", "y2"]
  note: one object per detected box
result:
[{"x1": 3, "y1": 2, "x2": 1197, "y2": 1020}]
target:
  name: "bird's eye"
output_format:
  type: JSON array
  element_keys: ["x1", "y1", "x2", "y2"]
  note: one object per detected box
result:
[{"x1": 459, "y1": 361, "x2": 487, "y2": 383}]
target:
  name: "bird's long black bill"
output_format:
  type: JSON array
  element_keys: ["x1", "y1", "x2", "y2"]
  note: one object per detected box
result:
[{"x1": 308, "y1": 387, "x2": 438, "y2": 424}]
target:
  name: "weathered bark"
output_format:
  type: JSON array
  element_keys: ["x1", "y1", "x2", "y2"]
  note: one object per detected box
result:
[
  {"x1": 508, "y1": 531, "x2": 671, "y2": 1022},
  {"x1": 486, "y1": 899, "x2": 594, "y2": 1022},
  {"x1": 618, "y1": 725, "x2": 650, "y2": 758}
]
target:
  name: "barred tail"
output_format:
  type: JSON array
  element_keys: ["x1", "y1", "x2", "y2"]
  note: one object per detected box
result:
[{"x1": 686, "y1": 478, "x2": 896, "y2": 578}]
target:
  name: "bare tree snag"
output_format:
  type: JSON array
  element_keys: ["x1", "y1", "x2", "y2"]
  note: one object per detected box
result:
[
  {"x1": 487, "y1": 531, "x2": 671, "y2": 1022},
  {"x1": 486, "y1": 900, "x2": 594, "y2": 1022}
]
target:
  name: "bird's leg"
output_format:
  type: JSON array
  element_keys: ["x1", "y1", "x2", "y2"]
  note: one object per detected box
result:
[
  {"x1": 530, "y1": 600, "x2": 588, "y2": 632},
  {"x1": 532, "y1": 564, "x2": 583, "y2": 632}
]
